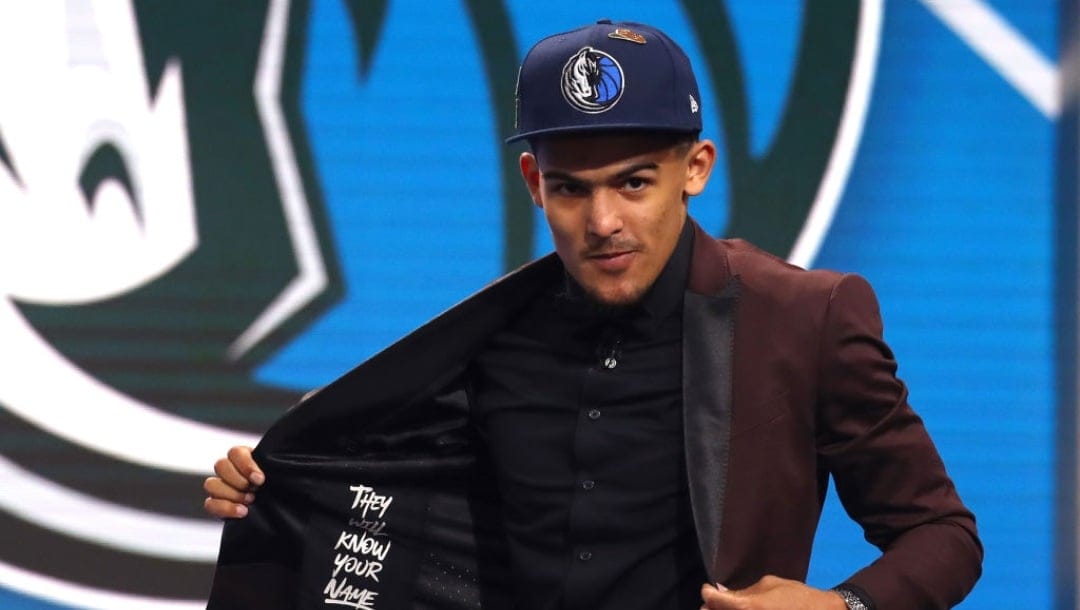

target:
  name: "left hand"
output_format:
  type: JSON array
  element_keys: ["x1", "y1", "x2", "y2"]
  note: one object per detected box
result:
[{"x1": 700, "y1": 575, "x2": 848, "y2": 610}]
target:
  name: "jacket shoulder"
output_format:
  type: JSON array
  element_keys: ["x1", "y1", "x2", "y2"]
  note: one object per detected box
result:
[{"x1": 707, "y1": 236, "x2": 846, "y2": 301}]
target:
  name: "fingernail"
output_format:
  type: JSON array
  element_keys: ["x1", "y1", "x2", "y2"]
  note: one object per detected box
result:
[
  {"x1": 250, "y1": 472, "x2": 265, "y2": 486},
  {"x1": 236, "y1": 504, "x2": 248, "y2": 517},
  {"x1": 715, "y1": 582, "x2": 728, "y2": 591},
  {"x1": 244, "y1": 493, "x2": 255, "y2": 504}
]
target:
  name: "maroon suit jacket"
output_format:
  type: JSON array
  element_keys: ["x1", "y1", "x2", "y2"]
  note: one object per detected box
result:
[{"x1": 208, "y1": 221, "x2": 981, "y2": 609}]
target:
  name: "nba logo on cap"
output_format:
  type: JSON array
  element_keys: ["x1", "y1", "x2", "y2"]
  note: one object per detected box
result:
[{"x1": 561, "y1": 47, "x2": 625, "y2": 114}]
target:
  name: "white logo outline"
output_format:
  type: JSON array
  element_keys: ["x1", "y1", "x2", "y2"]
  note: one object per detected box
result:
[
  {"x1": 0, "y1": 0, "x2": 312, "y2": 607},
  {"x1": 560, "y1": 46, "x2": 625, "y2": 114}
]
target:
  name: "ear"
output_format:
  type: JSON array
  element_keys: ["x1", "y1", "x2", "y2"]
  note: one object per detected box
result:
[
  {"x1": 683, "y1": 139, "x2": 717, "y2": 197},
  {"x1": 519, "y1": 152, "x2": 544, "y2": 208}
]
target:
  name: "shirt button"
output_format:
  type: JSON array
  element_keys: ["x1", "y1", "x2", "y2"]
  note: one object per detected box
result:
[
  {"x1": 602, "y1": 356, "x2": 617, "y2": 369},
  {"x1": 587, "y1": 408, "x2": 601, "y2": 420},
  {"x1": 578, "y1": 550, "x2": 593, "y2": 561},
  {"x1": 581, "y1": 479, "x2": 595, "y2": 491}
]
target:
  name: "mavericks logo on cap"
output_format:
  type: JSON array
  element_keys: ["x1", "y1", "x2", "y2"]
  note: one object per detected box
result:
[{"x1": 561, "y1": 46, "x2": 624, "y2": 114}]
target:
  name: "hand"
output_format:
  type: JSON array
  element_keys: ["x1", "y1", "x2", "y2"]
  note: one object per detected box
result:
[
  {"x1": 700, "y1": 575, "x2": 848, "y2": 610},
  {"x1": 203, "y1": 445, "x2": 264, "y2": 519}
]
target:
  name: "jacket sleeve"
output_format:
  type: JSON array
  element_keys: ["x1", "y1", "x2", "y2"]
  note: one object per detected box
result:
[{"x1": 815, "y1": 274, "x2": 982, "y2": 609}]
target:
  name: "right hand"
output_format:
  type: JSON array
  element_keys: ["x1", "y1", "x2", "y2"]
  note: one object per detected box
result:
[{"x1": 203, "y1": 445, "x2": 264, "y2": 519}]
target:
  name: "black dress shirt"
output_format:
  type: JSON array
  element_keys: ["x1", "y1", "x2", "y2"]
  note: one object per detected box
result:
[{"x1": 469, "y1": 221, "x2": 707, "y2": 609}]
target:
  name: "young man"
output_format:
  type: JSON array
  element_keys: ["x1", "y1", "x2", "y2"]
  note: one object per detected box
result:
[{"x1": 205, "y1": 21, "x2": 981, "y2": 609}]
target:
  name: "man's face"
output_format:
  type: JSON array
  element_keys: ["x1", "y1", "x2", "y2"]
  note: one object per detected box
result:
[{"x1": 520, "y1": 133, "x2": 716, "y2": 306}]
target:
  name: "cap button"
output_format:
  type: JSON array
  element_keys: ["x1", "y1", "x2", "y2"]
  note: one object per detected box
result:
[{"x1": 596, "y1": 19, "x2": 612, "y2": 24}]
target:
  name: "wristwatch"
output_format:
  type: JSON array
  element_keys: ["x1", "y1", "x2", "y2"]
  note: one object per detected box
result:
[{"x1": 833, "y1": 586, "x2": 871, "y2": 610}]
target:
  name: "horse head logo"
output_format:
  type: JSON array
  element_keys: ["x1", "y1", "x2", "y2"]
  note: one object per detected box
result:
[{"x1": 560, "y1": 46, "x2": 624, "y2": 114}]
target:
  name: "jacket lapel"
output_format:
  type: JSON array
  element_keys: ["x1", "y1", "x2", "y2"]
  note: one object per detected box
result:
[
  {"x1": 682, "y1": 280, "x2": 738, "y2": 582},
  {"x1": 258, "y1": 254, "x2": 562, "y2": 451},
  {"x1": 683, "y1": 221, "x2": 739, "y2": 581}
]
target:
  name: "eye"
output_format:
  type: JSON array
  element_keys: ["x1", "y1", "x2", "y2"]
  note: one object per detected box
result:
[
  {"x1": 79, "y1": 142, "x2": 142, "y2": 223},
  {"x1": 549, "y1": 181, "x2": 589, "y2": 197},
  {"x1": 622, "y1": 176, "x2": 649, "y2": 192}
]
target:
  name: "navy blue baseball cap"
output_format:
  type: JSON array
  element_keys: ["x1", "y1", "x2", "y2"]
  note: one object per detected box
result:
[{"x1": 508, "y1": 19, "x2": 703, "y2": 143}]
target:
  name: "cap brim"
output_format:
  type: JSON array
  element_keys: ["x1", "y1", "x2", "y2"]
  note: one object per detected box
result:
[{"x1": 506, "y1": 123, "x2": 701, "y2": 144}]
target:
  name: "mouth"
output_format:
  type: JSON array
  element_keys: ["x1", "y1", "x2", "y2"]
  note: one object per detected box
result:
[{"x1": 586, "y1": 249, "x2": 636, "y2": 272}]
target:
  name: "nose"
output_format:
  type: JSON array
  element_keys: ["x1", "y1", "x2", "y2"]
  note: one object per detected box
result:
[{"x1": 586, "y1": 189, "x2": 623, "y2": 239}]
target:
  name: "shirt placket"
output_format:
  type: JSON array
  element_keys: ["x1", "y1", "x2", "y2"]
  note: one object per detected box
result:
[{"x1": 560, "y1": 327, "x2": 621, "y2": 608}]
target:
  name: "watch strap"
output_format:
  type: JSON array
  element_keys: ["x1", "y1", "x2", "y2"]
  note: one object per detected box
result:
[{"x1": 832, "y1": 584, "x2": 873, "y2": 610}]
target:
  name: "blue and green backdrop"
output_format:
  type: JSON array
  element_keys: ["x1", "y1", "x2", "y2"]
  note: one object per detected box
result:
[{"x1": 0, "y1": 1, "x2": 1066, "y2": 608}]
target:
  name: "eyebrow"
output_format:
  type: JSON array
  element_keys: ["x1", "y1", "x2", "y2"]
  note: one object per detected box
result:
[{"x1": 542, "y1": 161, "x2": 660, "y2": 185}]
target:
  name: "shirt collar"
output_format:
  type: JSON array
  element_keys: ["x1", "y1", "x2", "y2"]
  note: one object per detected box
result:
[{"x1": 640, "y1": 217, "x2": 693, "y2": 324}]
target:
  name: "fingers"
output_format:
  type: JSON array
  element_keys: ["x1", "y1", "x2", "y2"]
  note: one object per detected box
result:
[
  {"x1": 212, "y1": 446, "x2": 262, "y2": 489},
  {"x1": 700, "y1": 583, "x2": 742, "y2": 610},
  {"x1": 227, "y1": 445, "x2": 265, "y2": 487},
  {"x1": 203, "y1": 494, "x2": 250, "y2": 519},
  {"x1": 701, "y1": 576, "x2": 836, "y2": 610},
  {"x1": 203, "y1": 445, "x2": 262, "y2": 519},
  {"x1": 203, "y1": 475, "x2": 256, "y2": 504},
  {"x1": 203, "y1": 475, "x2": 257, "y2": 519}
]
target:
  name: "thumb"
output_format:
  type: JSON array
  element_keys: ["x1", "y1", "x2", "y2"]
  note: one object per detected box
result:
[{"x1": 701, "y1": 582, "x2": 739, "y2": 608}]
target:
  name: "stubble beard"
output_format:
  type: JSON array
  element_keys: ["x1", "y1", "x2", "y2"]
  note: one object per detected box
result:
[{"x1": 572, "y1": 274, "x2": 648, "y2": 316}]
